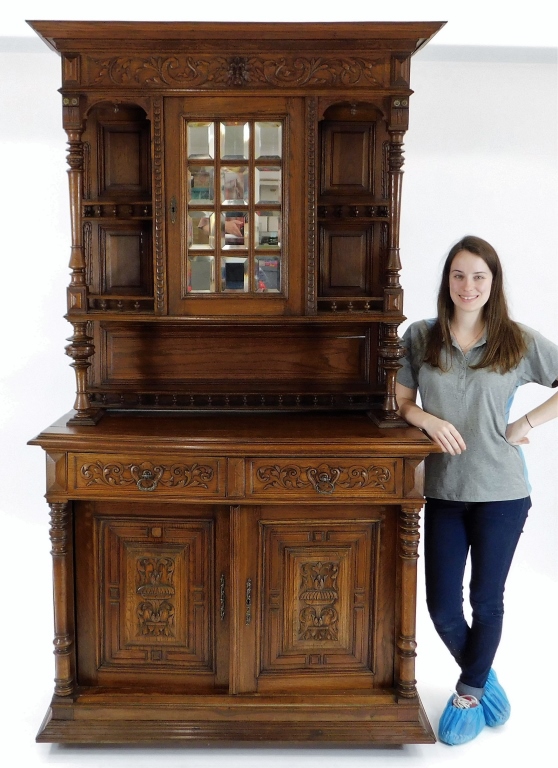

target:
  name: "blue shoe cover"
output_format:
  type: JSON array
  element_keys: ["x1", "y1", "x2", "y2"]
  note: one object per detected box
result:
[
  {"x1": 438, "y1": 695, "x2": 486, "y2": 746},
  {"x1": 481, "y1": 669, "x2": 511, "y2": 727}
]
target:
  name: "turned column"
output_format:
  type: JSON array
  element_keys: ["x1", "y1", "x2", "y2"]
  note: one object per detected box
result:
[
  {"x1": 372, "y1": 98, "x2": 409, "y2": 426},
  {"x1": 63, "y1": 98, "x2": 101, "y2": 424},
  {"x1": 48, "y1": 502, "x2": 75, "y2": 697},
  {"x1": 396, "y1": 503, "x2": 422, "y2": 699}
]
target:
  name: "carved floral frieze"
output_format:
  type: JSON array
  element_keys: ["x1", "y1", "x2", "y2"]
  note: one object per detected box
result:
[
  {"x1": 85, "y1": 55, "x2": 387, "y2": 89},
  {"x1": 255, "y1": 462, "x2": 393, "y2": 495},
  {"x1": 79, "y1": 460, "x2": 215, "y2": 492}
]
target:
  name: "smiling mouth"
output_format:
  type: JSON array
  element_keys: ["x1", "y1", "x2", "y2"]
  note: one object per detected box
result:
[{"x1": 459, "y1": 295, "x2": 479, "y2": 301}]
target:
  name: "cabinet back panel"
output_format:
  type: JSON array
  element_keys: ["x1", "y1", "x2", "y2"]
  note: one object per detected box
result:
[
  {"x1": 103, "y1": 128, "x2": 142, "y2": 188},
  {"x1": 99, "y1": 324, "x2": 371, "y2": 387},
  {"x1": 321, "y1": 123, "x2": 374, "y2": 195},
  {"x1": 320, "y1": 225, "x2": 372, "y2": 296}
]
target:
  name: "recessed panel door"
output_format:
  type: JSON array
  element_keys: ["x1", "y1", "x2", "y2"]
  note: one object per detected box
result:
[
  {"x1": 75, "y1": 501, "x2": 229, "y2": 692},
  {"x1": 231, "y1": 504, "x2": 397, "y2": 694}
]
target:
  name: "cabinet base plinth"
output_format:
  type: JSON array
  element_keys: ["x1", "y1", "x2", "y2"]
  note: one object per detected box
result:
[{"x1": 37, "y1": 694, "x2": 435, "y2": 746}]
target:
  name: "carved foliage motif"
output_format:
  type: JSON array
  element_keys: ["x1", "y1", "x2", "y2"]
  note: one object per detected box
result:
[
  {"x1": 87, "y1": 55, "x2": 385, "y2": 89},
  {"x1": 80, "y1": 460, "x2": 215, "y2": 491},
  {"x1": 136, "y1": 557, "x2": 176, "y2": 638},
  {"x1": 256, "y1": 462, "x2": 392, "y2": 495},
  {"x1": 298, "y1": 561, "x2": 339, "y2": 641}
]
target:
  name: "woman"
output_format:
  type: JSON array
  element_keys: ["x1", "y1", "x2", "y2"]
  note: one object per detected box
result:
[{"x1": 396, "y1": 235, "x2": 558, "y2": 746}]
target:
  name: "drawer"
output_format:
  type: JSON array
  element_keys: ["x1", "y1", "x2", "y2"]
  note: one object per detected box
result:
[
  {"x1": 71, "y1": 453, "x2": 224, "y2": 497},
  {"x1": 248, "y1": 458, "x2": 400, "y2": 499}
]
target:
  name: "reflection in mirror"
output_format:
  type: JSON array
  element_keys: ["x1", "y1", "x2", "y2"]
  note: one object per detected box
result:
[
  {"x1": 255, "y1": 167, "x2": 281, "y2": 204},
  {"x1": 255, "y1": 122, "x2": 282, "y2": 159},
  {"x1": 220, "y1": 122, "x2": 249, "y2": 160},
  {"x1": 188, "y1": 254, "x2": 215, "y2": 292},
  {"x1": 255, "y1": 212, "x2": 280, "y2": 248},
  {"x1": 221, "y1": 167, "x2": 249, "y2": 205},
  {"x1": 188, "y1": 166, "x2": 215, "y2": 202},
  {"x1": 255, "y1": 255, "x2": 280, "y2": 292},
  {"x1": 187, "y1": 122, "x2": 214, "y2": 159},
  {"x1": 221, "y1": 211, "x2": 248, "y2": 249},
  {"x1": 188, "y1": 211, "x2": 215, "y2": 249},
  {"x1": 222, "y1": 257, "x2": 248, "y2": 291}
]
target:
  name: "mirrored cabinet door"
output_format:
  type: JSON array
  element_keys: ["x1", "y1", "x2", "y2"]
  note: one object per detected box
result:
[{"x1": 165, "y1": 98, "x2": 304, "y2": 316}]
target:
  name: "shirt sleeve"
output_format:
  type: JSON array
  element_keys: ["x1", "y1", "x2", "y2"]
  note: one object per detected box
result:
[
  {"x1": 519, "y1": 326, "x2": 558, "y2": 387},
  {"x1": 397, "y1": 324, "x2": 420, "y2": 390}
]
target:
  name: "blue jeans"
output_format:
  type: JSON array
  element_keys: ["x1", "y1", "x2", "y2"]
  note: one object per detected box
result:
[{"x1": 424, "y1": 496, "x2": 530, "y2": 691}]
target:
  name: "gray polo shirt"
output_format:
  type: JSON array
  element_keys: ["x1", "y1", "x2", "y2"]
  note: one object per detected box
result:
[{"x1": 397, "y1": 320, "x2": 558, "y2": 502}]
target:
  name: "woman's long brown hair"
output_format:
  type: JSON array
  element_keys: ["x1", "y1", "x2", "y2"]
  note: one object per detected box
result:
[{"x1": 423, "y1": 236, "x2": 527, "y2": 372}]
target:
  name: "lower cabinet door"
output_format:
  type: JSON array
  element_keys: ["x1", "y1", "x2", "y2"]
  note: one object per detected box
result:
[
  {"x1": 230, "y1": 504, "x2": 397, "y2": 694},
  {"x1": 75, "y1": 500, "x2": 229, "y2": 692}
]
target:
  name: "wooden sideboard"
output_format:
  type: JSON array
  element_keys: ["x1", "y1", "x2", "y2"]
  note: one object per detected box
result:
[{"x1": 28, "y1": 20, "x2": 443, "y2": 745}]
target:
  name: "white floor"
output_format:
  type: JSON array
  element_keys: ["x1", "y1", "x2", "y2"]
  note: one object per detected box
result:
[{"x1": 4, "y1": 508, "x2": 556, "y2": 768}]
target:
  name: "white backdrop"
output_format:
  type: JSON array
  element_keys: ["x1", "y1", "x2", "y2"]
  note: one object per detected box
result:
[{"x1": 1, "y1": 2, "x2": 556, "y2": 766}]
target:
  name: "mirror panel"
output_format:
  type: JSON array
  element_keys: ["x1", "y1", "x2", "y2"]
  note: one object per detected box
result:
[
  {"x1": 187, "y1": 254, "x2": 215, "y2": 293},
  {"x1": 255, "y1": 122, "x2": 282, "y2": 159},
  {"x1": 221, "y1": 256, "x2": 248, "y2": 292},
  {"x1": 221, "y1": 167, "x2": 249, "y2": 205},
  {"x1": 255, "y1": 255, "x2": 281, "y2": 292},
  {"x1": 187, "y1": 122, "x2": 214, "y2": 159},
  {"x1": 222, "y1": 211, "x2": 248, "y2": 249},
  {"x1": 188, "y1": 211, "x2": 215, "y2": 249},
  {"x1": 255, "y1": 167, "x2": 281, "y2": 204},
  {"x1": 220, "y1": 122, "x2": 250, "y2": 160},
  {"x1": 255, "y1": 211, "x2": 281, "y2": 248},
  {"x1": 188, "y1": 166, "x2": 215, "y2": 203}
]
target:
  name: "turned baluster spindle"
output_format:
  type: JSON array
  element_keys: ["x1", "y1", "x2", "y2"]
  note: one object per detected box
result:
[
  {"x1": 49, "y1": 502, "x2": 75, "y2": 696},
  {"x1": 66, "y1": 128, "x2": 86, "y2": 291},
  {"x1": 396, "y1": 505, "x2": 421, "y2": 698},
  {"x1": 65, "y1": 321, "x2": 96, "y2": 420}
]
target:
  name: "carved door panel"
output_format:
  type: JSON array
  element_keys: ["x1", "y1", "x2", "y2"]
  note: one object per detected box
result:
[
  {"x1": 231, "y1": 504, "x2": 397, "y2": 694},
  {"x1": 75, "y1": 500, "x2": 229, "y2": 692}
]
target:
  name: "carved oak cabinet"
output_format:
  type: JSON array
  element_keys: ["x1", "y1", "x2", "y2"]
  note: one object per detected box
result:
[{"x1": 29, "y1": 21, "x2": 443, "y2": 745}]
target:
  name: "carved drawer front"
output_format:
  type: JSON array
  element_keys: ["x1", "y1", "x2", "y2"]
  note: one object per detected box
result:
[
  {"x1": 248, "y1": 458, "x2": 399, "y2": 499},
  {"x1": 72, "y1": 453, "x2": 223, "y2": 497}
]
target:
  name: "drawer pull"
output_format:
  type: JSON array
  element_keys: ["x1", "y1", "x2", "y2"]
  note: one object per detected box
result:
[
  {"x1": 307, "y1": 467, "x2": 341, "y2": 495},
  {"x1": 132, "y1": 466, "x2": 163, "y2": 492}
]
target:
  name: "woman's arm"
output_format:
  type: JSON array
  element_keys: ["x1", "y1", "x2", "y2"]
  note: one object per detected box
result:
[
  {"x1": 506, "y1": 388, "x2": 558, "y2": 445},
  {"x1": 395, "y1": 381, "x2": 467, "y2": 455}
]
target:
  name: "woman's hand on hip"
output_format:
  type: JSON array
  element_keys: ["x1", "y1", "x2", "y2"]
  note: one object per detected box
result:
[
  {"x1": 506, "y1": 416, "x2": 531, "y2": 446},
  {"x1": 422, "y1": 415, "x2": 467, "y2": 455}
]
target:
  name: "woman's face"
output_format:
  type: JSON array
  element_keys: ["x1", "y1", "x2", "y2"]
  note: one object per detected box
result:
[{"x1": 449, "y1": 250, "x2": 493, "y2": 315}]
